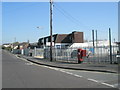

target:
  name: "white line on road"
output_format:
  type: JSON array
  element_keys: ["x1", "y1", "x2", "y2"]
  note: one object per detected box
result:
[
  {"x1": 16, "y1": 55, "x2": 116, "y2": 88},
  {"x1": 87, "y1": 78, "x2": 98, "y2": 83},
  {"x1": 46, "y1": 66, "x2": 60, "y2": 70},
  {"x1": 101, "y1": 82, "x2": 114, "y2": 88},
  {"x1": 87, "y1": 78, "x2": 115, "y2": 88},
  {"x1": 73, "y1": 74, "x2": 83, "y2": 78},
  {"x1": 59, "y1": 70, "x2": 66, "y2": 72},
  {"x1": 65, "y1": 72, "x2": 74, "y2": 75},
  {"x1": 25, "y1": 62, "x2": 33, "y2": 65}
]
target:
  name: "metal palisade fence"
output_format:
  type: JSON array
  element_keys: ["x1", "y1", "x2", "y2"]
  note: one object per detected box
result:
[{"x1": 30, "y1": 45, "x2": 119, "y2": 64}]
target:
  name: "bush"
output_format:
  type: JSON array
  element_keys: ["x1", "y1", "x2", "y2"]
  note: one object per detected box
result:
[{"x1": 2, "y1": 46, "x2": 5, "y2": 49}]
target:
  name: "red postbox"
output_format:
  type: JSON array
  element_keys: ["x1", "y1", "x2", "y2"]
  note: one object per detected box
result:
[
  {"x1": 77, "y1": 48, "x2": 86, "y2": 63},
  {"x1": 82, "y1": 50, "x2": 86, "y2": 57}
]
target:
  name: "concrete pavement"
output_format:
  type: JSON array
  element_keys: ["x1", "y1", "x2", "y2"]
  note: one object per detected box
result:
[{"x1": 17, "y1": 55, "x2": 118, "y2": 74}]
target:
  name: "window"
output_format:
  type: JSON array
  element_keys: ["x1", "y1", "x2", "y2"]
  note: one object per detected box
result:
[
  {"x1": 56, "y1": 45, "x2": 60, "y2": 49},
  {"x1": 46, "y1": 38, "x2": 48, "y2": 42},
  {"x1": 69, "y1": 36, "x2": 72, "y2": 41},
  {"x1": 41, "y1": 39, "x2": 44, "y2": 43},
  {"x1": 52, "y1": 37, "x2": 54, "y2": 41}
]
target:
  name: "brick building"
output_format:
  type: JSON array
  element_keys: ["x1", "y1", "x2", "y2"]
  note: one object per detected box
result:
[{"x1": 38, "y1": 31, "x2": 84, "y2": 48}]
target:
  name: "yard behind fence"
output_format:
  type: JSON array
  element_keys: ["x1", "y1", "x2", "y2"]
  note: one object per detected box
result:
[{"x1": 29, "y1": 45, "x2": 119, "y2": 64}]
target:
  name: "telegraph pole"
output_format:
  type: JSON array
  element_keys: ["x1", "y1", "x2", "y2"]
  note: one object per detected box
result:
[
  {"x1": 109, "y1": 28, "x2": 112, "y2": 64},
  {"x1": 50, "y1": 0, "x2": 53, "y2": 61},
  {"x1": 92, "y1": 30, "x2": 95, "y2": 54}
]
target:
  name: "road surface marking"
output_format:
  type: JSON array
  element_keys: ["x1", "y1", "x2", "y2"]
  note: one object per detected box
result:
[
  {"x1": 101, "y1": 82, "x2": 114, "y2": 87},
  {"x1": 65, "y1": 72, "x2": 74, "y2": 75},
  {"x1": 16, "y1": 55, "x2": 116, "y2": 88},
  {"x1": 25, "y1": 62, "x2": 33, "y2": 65},
  {"x1": 87, "y1": 78, "x2": 98, "y2": 83},
  {"x1": 73, "y1": 74, "x2": 83, "y2": 78},
  {"x1": 46, "y1": 66, "x2": 59, "y2": 70},
  {"x1": 59, "y1": 70, "x2": 66, "y2": 73},
  {"x1": 87, "y1": 78, "x2": 115, "y2": 88}
]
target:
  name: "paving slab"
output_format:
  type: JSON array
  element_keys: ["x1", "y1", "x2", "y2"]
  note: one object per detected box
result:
[{"x1": 18, "y1": 55, "x2": 118, "y2": 73}]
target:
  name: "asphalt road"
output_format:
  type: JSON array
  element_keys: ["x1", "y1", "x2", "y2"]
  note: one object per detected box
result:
[{"x1": 2, "y1": 50, "x2": 118, "y2": 88}]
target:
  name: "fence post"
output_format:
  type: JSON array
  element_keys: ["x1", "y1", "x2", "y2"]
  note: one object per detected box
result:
[
  {"x1": 34, "y1": 47, "x2": 36, "y2": 56},
  {"x1": 92, "y1": 30, "x2": 95, "y2": 55}
]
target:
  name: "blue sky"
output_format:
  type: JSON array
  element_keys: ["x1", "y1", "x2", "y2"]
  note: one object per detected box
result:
[{"x1": 2, "y1": 2, "x2": 118, "y2": 44}]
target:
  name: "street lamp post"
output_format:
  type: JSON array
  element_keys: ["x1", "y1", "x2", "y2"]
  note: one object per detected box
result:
[{"x1": 37, "y1": 26, "x2": 44, "y2": 48}]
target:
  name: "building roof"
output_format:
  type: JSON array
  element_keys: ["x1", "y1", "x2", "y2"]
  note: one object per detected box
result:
[
  {"x1": 29, "y1": 43, "x2": 38, "y2": 47},
  {"x1": 40, "y1": 34, "x2": 58, "y2": 39},
  {"x1": 13, "y1": 42, "x2": 19, "y2": 46},
  {"x1": 3, "y1": 43, "x2": 11, "y2": 45},
  {"x1": 19, "y1": 42, "x2": 29, "y2": 46},
  {"x1": 55, "y1": 34, "x2": 71, "y2": 43},
  {"x1": 116, "y1": 42, "x2": 120, "y2": 44},
  {"x1": 38, "y1": 31, "x2": 84, "y2": 44}
]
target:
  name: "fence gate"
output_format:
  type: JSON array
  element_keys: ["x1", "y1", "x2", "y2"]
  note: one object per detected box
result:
[{"x1": 34, "y1": 48, "x2": 44, "y2": 59}]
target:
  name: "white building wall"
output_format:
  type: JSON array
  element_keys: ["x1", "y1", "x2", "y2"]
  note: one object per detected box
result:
[
  {"x1": 3, "y1": 45, "x2": 11, "y2": 48},
  {"x1": 69, "y1": 40, "x2": 118, "y2": 55},
  {"x1": 55, "y1": 43, "x2": 71, "y2": 48},
  {"x1": 70, "y1": 40, "x2": 117, "y2": 48}
]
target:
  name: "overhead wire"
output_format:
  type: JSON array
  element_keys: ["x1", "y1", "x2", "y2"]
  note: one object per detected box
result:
[
  {"x1": 53, "y1": 5, "x2": 80, "y2": 27},
  {"x1": 53, "y1": 3, "x2": 93, "y2": 30},
  {"x1": 53, "y1": 2, "x2": 94, "y2": 41},
  {"x1": 53, "y1": 3, "x2": 113, "y2": 41}
]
